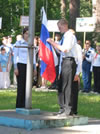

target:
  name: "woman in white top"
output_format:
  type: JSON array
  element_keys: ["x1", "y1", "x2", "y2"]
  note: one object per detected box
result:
[
  {"x1": 91, "y1": 42, "x2": 100, "y2": 93},
  {"x1": 14, "y1": 27, "x2": 29, "y2": 108}
]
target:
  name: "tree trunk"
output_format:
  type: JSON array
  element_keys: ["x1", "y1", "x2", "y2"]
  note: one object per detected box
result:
[
  {"x1": 60, "y1": 0, "x2": 66, "y2": 18},
  {"x1": 96, "y1": 0, "x2": 100, "y2": 32},
  {"x1": 69, "y1": 0, "x2": 80, "y2": 30}
]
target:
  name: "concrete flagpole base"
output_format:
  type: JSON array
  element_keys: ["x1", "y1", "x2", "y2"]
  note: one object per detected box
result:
[{"x1": 0, "y1": 110, "x2": 88, "y2": 131}]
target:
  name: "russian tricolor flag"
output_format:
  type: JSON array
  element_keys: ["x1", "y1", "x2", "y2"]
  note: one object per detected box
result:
[{"x1": 39, "y1": 7, "x2": 56, "y2": 83}]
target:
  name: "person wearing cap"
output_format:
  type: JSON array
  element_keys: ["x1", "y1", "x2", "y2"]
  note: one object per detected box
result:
[{"x1": 91, "y1": 42, "x2": 100, "y2": 94}]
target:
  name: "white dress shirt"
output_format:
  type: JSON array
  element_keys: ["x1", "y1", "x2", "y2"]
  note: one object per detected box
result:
[
  {"x1": 91, "y1": 52, "x2": 100, "y2": 71},
  {"x1": 75, "y1": 44, "x2": 82, "y2": 75},
  {"x1": 61, "y1": 30, "x2": 77, "y2": 60},
  {"x1": 14, "y1": 39, "x2": 34, "y2": 69}
]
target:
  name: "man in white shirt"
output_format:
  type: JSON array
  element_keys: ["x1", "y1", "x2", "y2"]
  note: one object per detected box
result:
[{"x1": 47, "y1": 19, "x2": 77, "y2": 116}]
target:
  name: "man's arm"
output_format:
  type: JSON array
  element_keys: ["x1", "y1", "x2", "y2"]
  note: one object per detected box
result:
[{"x1": 47, "y1": 38, "x2": 67, "y2": 53}]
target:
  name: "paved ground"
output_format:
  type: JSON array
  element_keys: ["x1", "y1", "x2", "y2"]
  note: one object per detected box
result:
[
  {"x1": 0, "y1": 118, "x2": 100, "y2": 134},
  {"x1": 0, "y1": 124, "x2": 100, "y2": 134}
]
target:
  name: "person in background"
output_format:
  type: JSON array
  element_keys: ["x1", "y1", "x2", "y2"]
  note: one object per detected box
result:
[
  {"x1": 1, "y1": 37, "x2": 10, "y2": 54},
  {"x1": 55, "y1": 33, "x2": 61, "y2": 43},
  {"x1": 47, "y1": 19, "x2": 77, "y2": 116},
  {"x1": 82, "y1": 40, "x2": 95, "y2": 93},
  {"x1": 77, "y1": 40, "x2": 82, "y2": 47},
  {"x1": 33, "y1": 36, "x2": 40, "y2": 87},
  {"x1": 13, "y1": 34, "x2": 23, "y2": 85},
  {"x1": 91, "y1": 42, "x2": 100, "y2": 94},
  {"x1": 16, "y1": 35, "x2": 22, "y2": 41},
  {"x1": 49, "y1": 34, "x2": 61, "y2": 89},
  {"x1": 7, "y1": 36, "x2": 14, "y2": 84},
  {"x1": 7, "y1": 36, "x2": 13, "y2": 49},
  {"x1": 69, "y1": 29, "x2": 82, "y2": 115},
  {"x1": 35, "y1": 37, "x2": 42, "y2": 88},
  {"x1": 14, "y1": 27, "x2": 30, "y2": 108},
  {"x1": 0, "y1": 36, "x2": 12, "y2": 72},
  {"x1": 0, "y1": 47, "x2": 10, "y2": 88}
]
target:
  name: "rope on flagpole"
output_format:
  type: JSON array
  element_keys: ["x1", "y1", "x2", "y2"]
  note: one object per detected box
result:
[
  {"x1": 40, "y1": 7, "x2": 44, "y2": 22},
  {"x1": 46, "y1": 0, "x2": 48, "y2": 16}
]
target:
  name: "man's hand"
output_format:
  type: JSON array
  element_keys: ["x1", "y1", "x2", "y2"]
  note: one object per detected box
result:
[
  {"x1": 46, "y1": 38, "x2": 53, "y2": 44},
  {"x1": 82, "y1": 54, "x2": 86, "y2": 59},
  {"x1": 14, "y1": 69, "x2": 19, "y2": 76},
  {"x1": 0, "y1": 68, "x2": 2, "y2": 72},
  {"x1": 74, "y1": 75, "x2": 79, "y2": 81}
]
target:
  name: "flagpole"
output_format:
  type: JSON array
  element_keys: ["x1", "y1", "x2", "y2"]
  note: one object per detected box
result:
[{"x1": 25, "y1": 0, "x2": 36, "y2": 109}]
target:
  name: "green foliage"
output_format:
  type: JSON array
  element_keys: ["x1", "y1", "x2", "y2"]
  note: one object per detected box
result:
[
  {"x1": 80, "y1": 0, "x2": 92, "y2": 17},
  {"x1": 0, "y1": 0, "x2": 94, "y2": 43},
  {"x1": 0, "y1": 0, "x2": 29, "y2": 43}
]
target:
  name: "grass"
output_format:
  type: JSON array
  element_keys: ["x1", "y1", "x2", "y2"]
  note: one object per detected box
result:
[
  {"x1": 0, "y1": 89, "x2": 100, "y2": 118},
  {"x1": 78, "y1": 93, "x2": 100, "y2": 118}
]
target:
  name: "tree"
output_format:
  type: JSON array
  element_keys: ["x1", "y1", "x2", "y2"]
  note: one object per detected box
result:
[
  {"x1": 60, "y1": 0, "x2": 66, "y2": 18},
  {"x1": 0, "y1": 0, "x2": 94, "y2": 43},
  {"x1": 96, "y1": 0, "x2": 100, "y2": 32},
  {"x1": 69, "y1": 0, "x2": 80, "y2": 30}
]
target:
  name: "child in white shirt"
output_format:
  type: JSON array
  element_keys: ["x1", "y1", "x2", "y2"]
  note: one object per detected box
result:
[{"x1": 91, "y1": 42, "x2": 100, "y2": 93}]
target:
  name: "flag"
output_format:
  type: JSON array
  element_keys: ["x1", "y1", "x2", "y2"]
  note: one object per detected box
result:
[{"x1": 39, "y1": 7, "x2": 56, "y2": 83}]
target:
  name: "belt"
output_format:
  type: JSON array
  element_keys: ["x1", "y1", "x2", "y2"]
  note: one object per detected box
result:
[{"x1": 62, "y1": 57, "x2": 75, "y2": 60}]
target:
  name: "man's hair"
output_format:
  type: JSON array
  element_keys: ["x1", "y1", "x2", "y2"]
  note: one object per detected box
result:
[
  {"x1": 1, "y1": 47, "x2": 5, "y2": 51},
  {"x1": 23, "y1": 27, "x2": 29, "y2": 35},
  {"x1": 85, "y1": 40, "x2": 91, "y2": 44},
  {"x1": 57, "y1": 19, "x2": 68, "y2": 26}
]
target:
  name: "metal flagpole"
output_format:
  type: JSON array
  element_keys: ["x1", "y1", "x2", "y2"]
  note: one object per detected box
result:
[{"x1": 25, "y1": 0, "x2": 36, "y2": 109}]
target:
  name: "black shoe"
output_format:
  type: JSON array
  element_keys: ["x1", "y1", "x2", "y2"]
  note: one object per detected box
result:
[
  {"x1": 48, "y1": 86, "x2": 52, "y2": 89},
  {"x1": 70, "y1": 111, "x2": 77, "y2": 116},
  {"x1": 82, "y1": 90, "x2": 86, "y2": 92},
  {"x1": 51, "y1": 86, "x2": 56, "y2": 89},
  {"x1": 48, "y1": 85, "x2": 56, "y2": 89},
  {"x1": 36, "y1": 85, "x2": 41, "y2": 88}
]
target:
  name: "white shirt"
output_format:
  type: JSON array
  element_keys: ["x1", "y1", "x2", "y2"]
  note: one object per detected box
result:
[
  {"x1": 91, "y1": 52, "x2": 100, "y2": 71},
  {"x1": 14, "y1": 39, "x2": 34, "y2": 69},
  {"x1": 61, "y1": 30, "x2": 77, "y2": 60},
  {"x1": 82, "y1": 47, "x2": 95, "y2": 63},
  {"x1": 75, "y1": 44, "x2": 82, "y2": 75}
]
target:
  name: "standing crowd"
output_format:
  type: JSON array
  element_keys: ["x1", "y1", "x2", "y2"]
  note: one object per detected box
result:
[{"x1": 0, "y1": 19, "x2": 100, "y2": 116}]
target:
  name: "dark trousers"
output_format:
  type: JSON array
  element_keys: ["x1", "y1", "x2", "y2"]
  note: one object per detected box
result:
[
  {"x1": 52, "y1": 65, "x2": 59, "y2": 88},
  {"x1": 93, "y1": 66, "x2": 100, "y2": 93},
  {"x1": 58, "y1": 58, "x2": 76, "y2": 112},
  {"x1": 16, "y1": 63, "x2": 26, "y2": 108},
  {"x1": 70, "y1": 81, "x2": 79, "y2": 114}
]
